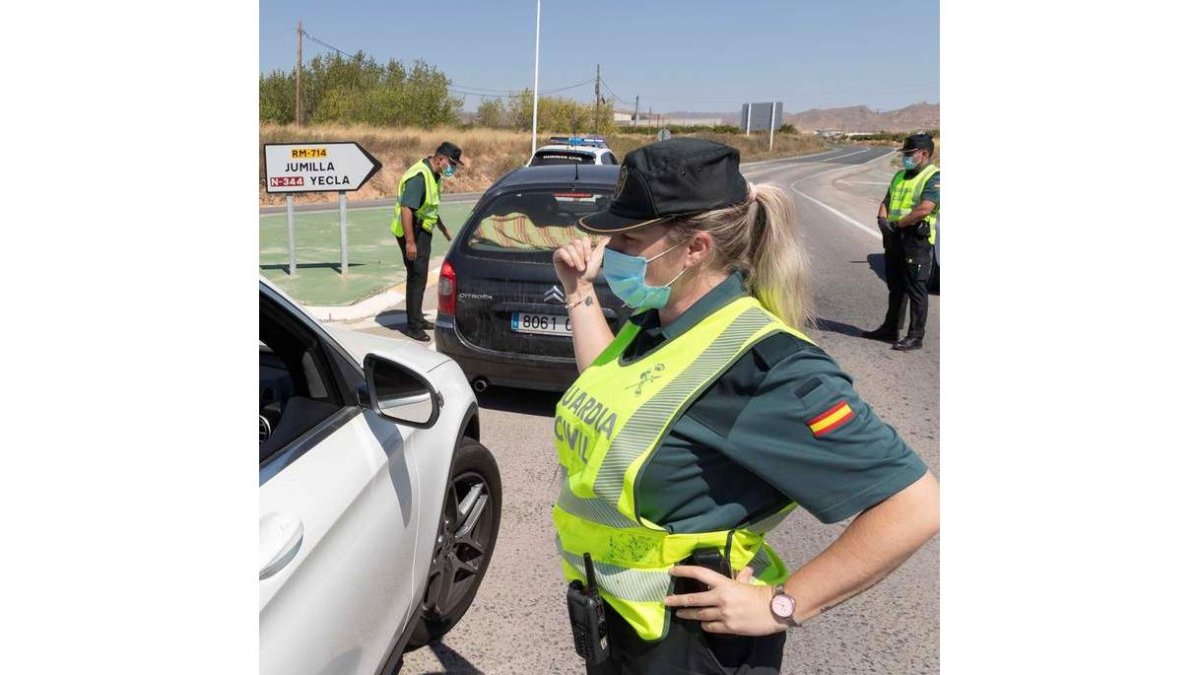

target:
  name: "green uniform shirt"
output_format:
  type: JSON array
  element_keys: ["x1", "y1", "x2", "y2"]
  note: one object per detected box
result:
[
  {"x1": 627, "y1": 271, "x2": 927, "y2": 532},
  {"x1": 400, "y1": 158, "x2": 440, "y2": 211}
]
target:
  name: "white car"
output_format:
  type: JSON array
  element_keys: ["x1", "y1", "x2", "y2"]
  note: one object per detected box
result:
[
  {"x1": 260, "y1": 278, "x2": 501, "y2": 675},
  {"x1": 527, "y1": 136, "x2": 619, "y2": 167}
]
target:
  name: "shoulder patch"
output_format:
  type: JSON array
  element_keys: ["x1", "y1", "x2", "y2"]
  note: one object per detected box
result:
[
  {"x1": 807, "y1": 400, "x2": 855, "y2": 437},
  {"x1": 753, "y1": 331, "x2": 826, "y2": 369}
]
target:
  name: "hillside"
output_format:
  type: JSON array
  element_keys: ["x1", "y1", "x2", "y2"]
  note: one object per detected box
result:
[{"x1": 784, "y1": 102, "x2": 939, "y2": 133}]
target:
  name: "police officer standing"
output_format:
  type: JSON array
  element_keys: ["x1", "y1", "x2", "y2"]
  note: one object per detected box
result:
[
  {"x1": 862, "y1": 133, "x2": 940, "y2": 351},
  {"x1": 391, "y1": 141, "x2": 463, "y2": 342},
  {"x1": 552, "y1": 139, "x2": 939, "y2": 674}
]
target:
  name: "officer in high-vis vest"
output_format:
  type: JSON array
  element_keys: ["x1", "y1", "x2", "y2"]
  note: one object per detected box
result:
[
  {"x1": 862, "y1": 132, "x2": 940, "y2": 352},
  {"x1": 552, "y1": 138, "x2": 939, "y2": 675},
  {"x1": 391, "y1": 141, "x2": 462, "y2": 342}
]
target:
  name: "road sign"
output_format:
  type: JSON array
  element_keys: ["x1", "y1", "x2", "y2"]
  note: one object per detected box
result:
[
  {"x1": 656, "y1": 128, "x2": 672, "y2": 141},
  {"x1": 263, "y1": 142, "x2": 383, "y2": 193}
]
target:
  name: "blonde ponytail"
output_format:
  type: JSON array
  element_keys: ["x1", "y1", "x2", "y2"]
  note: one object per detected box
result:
[{"x1": 668, "y1": 182, "x2": 814, "y2": 330}]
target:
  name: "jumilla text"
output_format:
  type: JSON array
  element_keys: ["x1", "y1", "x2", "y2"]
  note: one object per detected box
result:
[
  {"x1": 281, "y1": 162, "x2": 352, "y2": 186},
  {"x1": 555, "y1": 384, "x2": 619, "y2": 465}
]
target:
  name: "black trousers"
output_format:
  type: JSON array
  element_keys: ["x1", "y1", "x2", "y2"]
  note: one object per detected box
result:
[
  {"x1": 584, "y1": 601, "x2": 786, "y2": 675},
  {"x1": 397, "y1": 228, "x2": 433, "y2": 324},
  {"x1": 882, "y1": 230, "x2": 933, "y2": 340}
]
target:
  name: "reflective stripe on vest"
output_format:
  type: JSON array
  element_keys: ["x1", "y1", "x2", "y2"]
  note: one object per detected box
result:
[
  {"x1": 887, "y1": 163, "x2": 939, "y2": 245},
  {"x1": 390, "y1": 160, "x2": 440, "y2": 237},
  {"x1": 552, "y1": 295, "x2": 809, "y2": 641}
]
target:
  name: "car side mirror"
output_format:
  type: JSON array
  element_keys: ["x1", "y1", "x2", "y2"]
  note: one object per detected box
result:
[{"x1": 364, "y1": 354, "x2": 442, "y2": 428}]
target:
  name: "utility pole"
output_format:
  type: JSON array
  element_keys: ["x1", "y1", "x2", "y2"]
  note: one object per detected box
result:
[
  {"x1": 594, "y1": 64, "x2": 601, "y2": 135},
  {"x1": 633, "y1": 95, "x2": 639, "y2": 128},
  {"x1": 531, "y1": 0, "x2": 541, "y2": 157},
  {"x1": 295, "y1": 21, "x2": 303, "y2": 126}
]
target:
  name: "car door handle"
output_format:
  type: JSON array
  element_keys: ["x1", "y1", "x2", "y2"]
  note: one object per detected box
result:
[{"x1": 259, "y1": 512, "x2": 304, "y2": 580}]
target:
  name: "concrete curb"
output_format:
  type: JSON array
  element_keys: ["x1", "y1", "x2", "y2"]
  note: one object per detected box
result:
[{"x1": 303, "y1": 256, "x2": 444, "y2": 323}]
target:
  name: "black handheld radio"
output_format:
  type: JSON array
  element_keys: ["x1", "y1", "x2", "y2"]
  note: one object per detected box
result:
[{"x1": 566, "y1": 552, "x2": 610, "y2": 664}]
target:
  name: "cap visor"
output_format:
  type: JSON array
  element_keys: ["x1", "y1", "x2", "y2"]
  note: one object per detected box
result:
[{"x1": 578, "y1": 210, "x2": 668, "y2": 234}]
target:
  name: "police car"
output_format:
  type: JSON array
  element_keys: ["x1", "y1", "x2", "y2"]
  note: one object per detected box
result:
[{"x1": 527, "y1": 136, "x2": 619, "y2": 167}]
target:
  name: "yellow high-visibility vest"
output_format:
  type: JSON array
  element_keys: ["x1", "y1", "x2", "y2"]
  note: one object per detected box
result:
[
  {"x1": 390, "y1": 159, "x2": 440, "y2": 237},
  {"x1": 887, "y1": 163, "x2": 939, "y2": 245},
  {"x1": 553, "y1": 295, "x2": 811, "y2": 641}
]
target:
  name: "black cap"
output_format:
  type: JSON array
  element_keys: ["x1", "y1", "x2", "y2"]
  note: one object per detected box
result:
[
  {"x1": 579, "y1": 138, "x2": 749, "y2": 233},
  {"x1": 435, "y1": 141, "x2": 463, "y2": 165},
  {"x1": 898, "y1": 133, "x2": 935, "y2": 154}
]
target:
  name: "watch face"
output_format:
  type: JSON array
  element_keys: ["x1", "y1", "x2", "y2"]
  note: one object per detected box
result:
[{"x1": 771, "y1": 593, "x2": 796, "y2": 618}]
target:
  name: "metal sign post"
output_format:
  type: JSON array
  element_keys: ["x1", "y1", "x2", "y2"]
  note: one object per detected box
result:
[
  {"x1": 263, "y1": 141, "x2": 383, "y2": 276},
  {"x1": 286, "y1": 195, "x2": 296, "y2": 275},
  {"x1": 769, "y1": 104, "x2": 776, "y2": 152},
  {"x1": 339, "y1": 191, "x2": 349, "y2": 275}
]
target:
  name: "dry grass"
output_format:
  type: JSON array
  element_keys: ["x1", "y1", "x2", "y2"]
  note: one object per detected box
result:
[{"x1": 259, "y1": 124, "x2": 829, "y2": 206}]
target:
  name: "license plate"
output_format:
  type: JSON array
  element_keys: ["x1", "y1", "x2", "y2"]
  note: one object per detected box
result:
[{"x1": 511, "y1": 312, "x2": 572, "y2": 336}]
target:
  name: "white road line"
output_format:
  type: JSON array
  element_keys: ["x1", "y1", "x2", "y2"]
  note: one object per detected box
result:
[
  {"x1": 783, "y1": 149, "x2": 878, "y2": 184},
  {"x1": 791, "y1": 191, "x2": 881, "y2": 241},
  {"x1": 742, "y1": 148, "x2": 865, "y2": 176},
  {"x1": 784, "y1": 150, "x2": 895, "y2": 241},
  {"x1": 838, "y1": 180, "x2": 891, "y2": 185}
]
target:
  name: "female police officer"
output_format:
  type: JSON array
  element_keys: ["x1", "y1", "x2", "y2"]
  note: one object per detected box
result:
[{"x1": 550, "y1": 138, "x2": 939, "y2": 675}]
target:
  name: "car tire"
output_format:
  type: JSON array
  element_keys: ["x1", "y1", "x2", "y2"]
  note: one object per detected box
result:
[{"x1": 405, "y1": 438, "x2": 502, "y2": 651}]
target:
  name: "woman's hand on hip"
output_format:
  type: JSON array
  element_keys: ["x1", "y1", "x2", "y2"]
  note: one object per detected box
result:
[
  {"x1": 553, "y1": 236, "x2": 609, "y2": 296},
  {"x1": 665, "y1": 565, "x2": 785, "y2": 636}
]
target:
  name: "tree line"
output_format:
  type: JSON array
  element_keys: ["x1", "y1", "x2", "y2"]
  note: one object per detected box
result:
[
  {"x1": 260, "y1": 52, "x2": 619, "y2": 133},
  {"x1": 260, "y1": 52, "x2": 462, "y2": 128}
]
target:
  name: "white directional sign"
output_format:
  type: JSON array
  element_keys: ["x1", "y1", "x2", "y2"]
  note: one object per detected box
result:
[{"x1": 263, "y1": 142, "x2": 383, "y2": 193}]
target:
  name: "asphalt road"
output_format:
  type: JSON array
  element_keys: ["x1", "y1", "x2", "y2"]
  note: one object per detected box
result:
[{"x1": 344, "y1": 146, "x2": 939, "y2": 674}]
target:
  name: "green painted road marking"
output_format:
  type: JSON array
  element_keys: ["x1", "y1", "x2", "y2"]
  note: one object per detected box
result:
[{"x1": 260, "y1": 201, "x2": 476, "y2": 306}]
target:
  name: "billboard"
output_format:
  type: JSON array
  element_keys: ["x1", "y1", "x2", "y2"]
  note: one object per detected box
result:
[{"x1": 740, "y1": 102, "x2": 784, "y2": 132}]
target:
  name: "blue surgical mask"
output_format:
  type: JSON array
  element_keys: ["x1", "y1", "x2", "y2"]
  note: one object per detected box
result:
[
  {"x1": 444, "y1": 163, "x2": 456, "y2": 178},
  {"x1": 602, "y1": 243, "x2": 687, "y2": 310},
  {"x1": 902, "y1": 155, "x2": 918, "y2": 170}
]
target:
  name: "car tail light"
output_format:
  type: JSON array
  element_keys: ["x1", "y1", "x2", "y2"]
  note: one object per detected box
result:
[{"x1": 438, "y1": 261, "x2": 457, "y2": 315}]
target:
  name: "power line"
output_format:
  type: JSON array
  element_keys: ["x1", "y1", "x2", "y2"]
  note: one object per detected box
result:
[
  {"x1": 449, "y1": 77, "x2": 594, "y2": 100},
  {"x1": 300, "y1": 30, "x2": 355, "y2": 59},
  {"x1": 600, "y1": 78, "x2": 633, "y2": 106}
]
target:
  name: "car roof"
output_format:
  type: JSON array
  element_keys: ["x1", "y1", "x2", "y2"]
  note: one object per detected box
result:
[
  {"x1": 534, "y1": 145, "x2": 607, "y2": 155},
  {"x1": 490, "y1": 165, "x2": 620, "y2": 191}
]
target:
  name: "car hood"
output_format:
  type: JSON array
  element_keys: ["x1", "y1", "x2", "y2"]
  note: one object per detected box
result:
[{"x1": 327, "y1": 327, "x2": 452, "y2": 375}]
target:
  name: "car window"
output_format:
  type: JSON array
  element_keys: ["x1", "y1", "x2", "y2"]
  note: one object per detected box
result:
[
  {"x1": 602, "y1": 152, "x2": 618, "y2": 165},
  {"x1": 260, "y1": 291, "x2": 348, "y2": 464},
  {"x1": 462, "y1": 189, "x2": 613, "y2": 261},
  {"x1": 529, "y1": 151, "x2": 594, "y2": 166}
]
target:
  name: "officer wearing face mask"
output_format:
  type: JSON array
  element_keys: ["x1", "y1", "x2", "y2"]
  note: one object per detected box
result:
[
  {"x1": 550, "y1": 138, "x2": 939, "y2": 675},
  {"x1": 391, "y1": 141, "x2": 463, "y2": 342},
  {"x1": 862, "y1": 133, "x2": 940, "y2": 351}
]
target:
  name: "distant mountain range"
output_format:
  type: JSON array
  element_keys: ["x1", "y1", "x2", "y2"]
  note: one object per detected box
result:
[
  {"x1": 784, "y1": 102, "x2": 939, "y2": 133},
  {"x1": 656, "y1": 102, "x2": 939, "y2": 133}
]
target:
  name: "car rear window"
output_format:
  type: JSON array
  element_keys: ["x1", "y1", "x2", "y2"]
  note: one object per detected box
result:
[
  {"x1": 530, "y1": 151, "x2": 594, "y2": 166},
  {"x1": 462, "y1": 189, "x2": 612, "y2": 261}
]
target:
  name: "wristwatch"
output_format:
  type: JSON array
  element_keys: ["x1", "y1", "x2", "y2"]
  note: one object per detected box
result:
[{"x1": 769, "y1": 584, "x2": 801, "y2": 628}]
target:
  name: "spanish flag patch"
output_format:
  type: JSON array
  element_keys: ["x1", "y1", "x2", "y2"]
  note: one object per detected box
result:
[{"x1": 807, "y1": 400, "x2": 855, "y2": 437}]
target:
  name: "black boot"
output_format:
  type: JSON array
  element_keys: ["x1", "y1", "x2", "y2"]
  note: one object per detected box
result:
[{"x1": 892, "y1": 336, "x2": 923, "y2": 352}]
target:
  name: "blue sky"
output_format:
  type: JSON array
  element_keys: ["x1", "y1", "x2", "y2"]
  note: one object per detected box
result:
[{"x1": 259, "y1": 0, "x2": 938, "y2": 114}]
